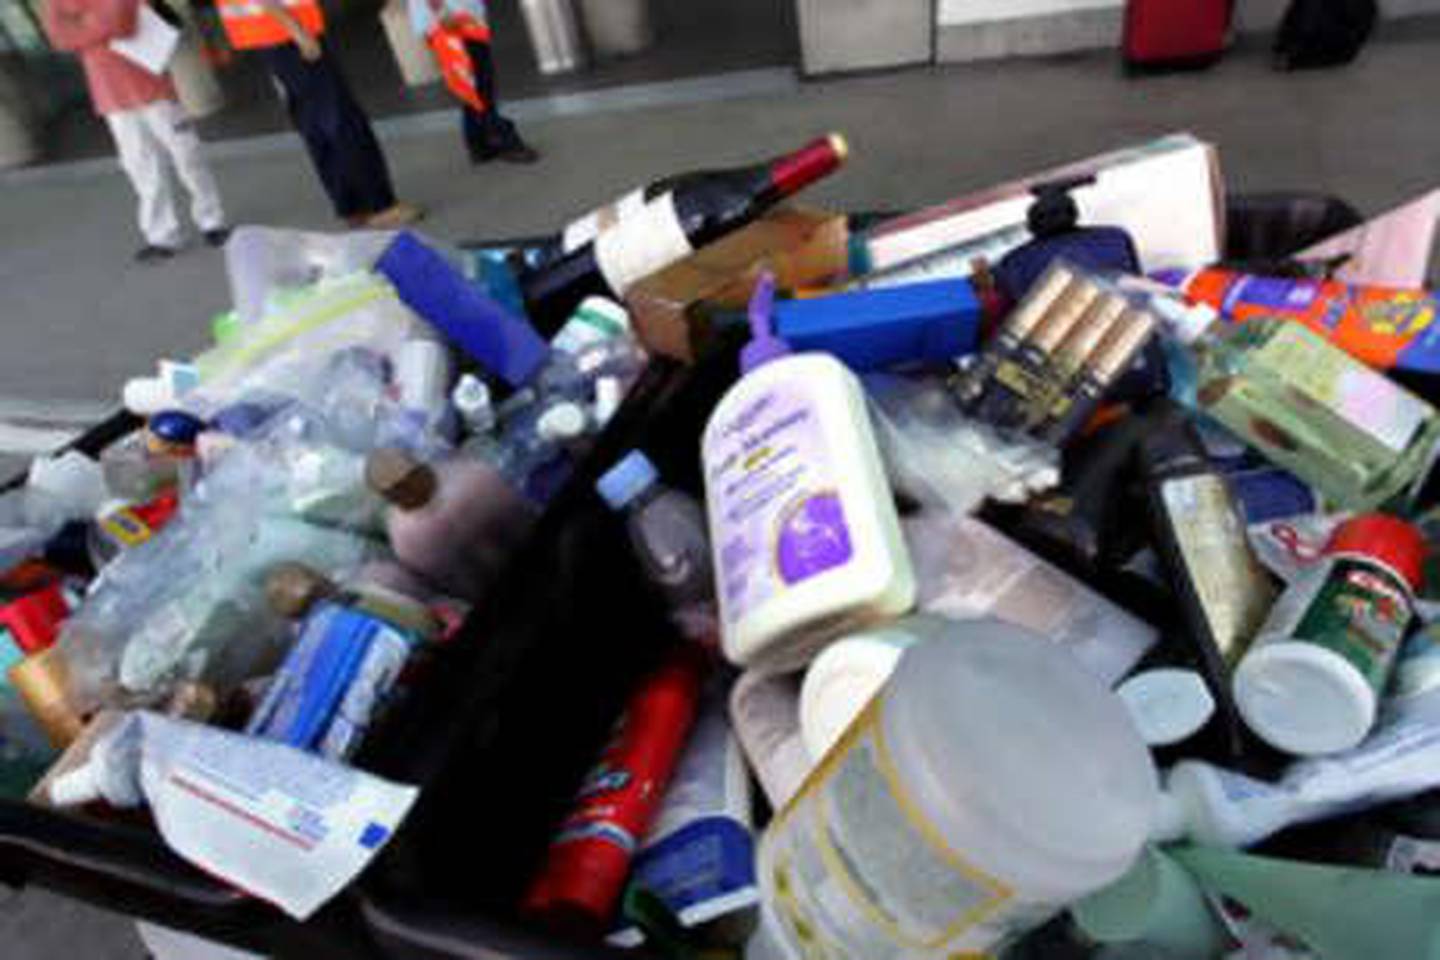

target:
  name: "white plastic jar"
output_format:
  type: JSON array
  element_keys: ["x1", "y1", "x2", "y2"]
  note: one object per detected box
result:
[{"x1": 755, "y1": 618, "x2": 1157, "y2": 959}]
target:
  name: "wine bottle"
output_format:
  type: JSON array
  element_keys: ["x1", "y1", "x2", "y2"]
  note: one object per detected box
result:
[{"x1": 519, "y1": 133, "x2": 848, "y2": 331}]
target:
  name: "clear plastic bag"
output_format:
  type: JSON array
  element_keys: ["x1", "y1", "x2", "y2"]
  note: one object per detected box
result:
[
  {"x1": 188, "y1": 272, "x2": 428, "y2": 421},
  {"x1": 64, "y1": 407, "x2": 393, "y2": 714},
  {"x1": 864, "y1": 373, "x2": 1060, "y2": 515}
]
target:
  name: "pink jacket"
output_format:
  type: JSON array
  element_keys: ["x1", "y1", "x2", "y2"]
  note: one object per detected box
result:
[{"x1": 43, "y1": 0, "x2": 176, "y2": 116}]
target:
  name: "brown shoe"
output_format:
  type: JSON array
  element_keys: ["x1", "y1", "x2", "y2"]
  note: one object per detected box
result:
[{"x1": 356, "y1": 202, "x2": 426, "y2": 230}]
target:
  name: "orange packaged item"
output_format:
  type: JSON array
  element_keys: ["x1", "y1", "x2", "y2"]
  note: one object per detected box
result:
[{"x1": 1164, "y1": 268, "x2": 1440, "y2": 383}]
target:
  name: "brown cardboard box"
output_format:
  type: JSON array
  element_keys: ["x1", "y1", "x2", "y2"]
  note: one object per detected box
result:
[{"x1": 624, "y1": 206, "x2": 850, "y2": 362}]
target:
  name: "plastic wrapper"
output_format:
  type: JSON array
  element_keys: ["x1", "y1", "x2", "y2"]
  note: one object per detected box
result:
[
  {"x1": 0, "y1": 487, "x2": 77, "y2": 576},
  {"x1": 225, "y1": 226, "x2": 397, "y2": 326},
  {"x1": 864, "y1": 372, "x2": 1060, "y2": 514}
]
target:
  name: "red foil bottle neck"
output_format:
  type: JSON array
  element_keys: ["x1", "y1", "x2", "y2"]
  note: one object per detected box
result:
[{"x1": 769, "y1": 133, "x2": 848, "y2": 198}]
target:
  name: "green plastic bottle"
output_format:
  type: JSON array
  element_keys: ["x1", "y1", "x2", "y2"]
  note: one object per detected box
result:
[{"x1": 1162, "y1": 301, "x2": 1440, "y2": 511}]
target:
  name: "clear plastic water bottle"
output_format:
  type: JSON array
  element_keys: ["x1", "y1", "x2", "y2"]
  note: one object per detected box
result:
[{"x1": 596, "y1": 451, "x2": 719, "y2": 648}]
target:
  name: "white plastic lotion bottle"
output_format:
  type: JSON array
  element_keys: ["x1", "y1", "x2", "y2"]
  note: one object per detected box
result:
[
  {"x1": 702, "y1": 273, "x2": 915, "y2": 671},
  {"x1": 752, "y1": 618, "x2": 1159, "y2": 959}
]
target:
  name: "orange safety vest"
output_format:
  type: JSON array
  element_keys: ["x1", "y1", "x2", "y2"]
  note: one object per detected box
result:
[
  {"x1": 217, "y1": 0, "x2": 326, "y2": 50},
  {"x1": 427, "y1": 15, "x2": 492, "y2": 113}
]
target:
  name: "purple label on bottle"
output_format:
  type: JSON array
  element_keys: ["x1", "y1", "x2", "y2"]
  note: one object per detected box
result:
[
  {"x1": 777, "y1": 493, "x2": 853, "y2": 583},
  {"x1": 705, "y1": 383, "x2": 855, "y2": 628}
]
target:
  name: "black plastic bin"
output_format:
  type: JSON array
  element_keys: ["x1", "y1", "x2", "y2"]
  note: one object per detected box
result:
[
  {"x1": 0, "y1": 411, "x2": 385, "y2": 958},
  {"x1": 0, "y1": 193, "x2": 1364, "y2": 958},
  {"x1": 0, "y1": 348, "x2": 737, "y2": 959}
]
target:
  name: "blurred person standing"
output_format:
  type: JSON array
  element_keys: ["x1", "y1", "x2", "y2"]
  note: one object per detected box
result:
[
  {"x1": 219, "y1": 0, "x2": 423, "y2": 227},
  {"x1": 42, "y1": 0, "x2": 230, "y2": 263},
  {"x1": 407, "y1": 0, "x2": 537, "y2": 164}
]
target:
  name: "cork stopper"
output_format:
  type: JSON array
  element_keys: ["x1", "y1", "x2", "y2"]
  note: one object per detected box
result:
[
  {"x1": 166, "y1": 682, "x2": 219, "y2": 723},
  {"x1": 265, "y1": 562, "x2": 337, "y2": 620},
  {"x1": 365, "y1": 449, "x2": 438, "y2": 511}
]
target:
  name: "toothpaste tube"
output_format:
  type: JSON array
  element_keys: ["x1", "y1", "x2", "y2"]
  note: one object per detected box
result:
[
  {"x1": 1160, "y1": 267, "x2": 1440, "y2": 384},
  {"x1": 609, "y1": 679, "x2": 758, "y2": 947},
  {"x1": 246, "y1": 602, "x2": 418, "y2": 761},
  {"x1": 1153, "y1": 718, "x2": 1440, "y2": 849},
  {"x1": 47, "y1": 711, "x2": 417, "y2": 919}
]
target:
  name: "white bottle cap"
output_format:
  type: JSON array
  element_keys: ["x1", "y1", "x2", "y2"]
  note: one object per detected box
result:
[
  {"x1": 451, "y1": 374, "x2": 495, "y2": 432},
  {"x1": 1233, "y1": 641, "x2": 1376, "y2": 756},
  {"x1": 1116, "y1": 668, "x2": 1216, "y2": 746},
  {"x1": 799, "y1": 628, "x2": 916, "y2": 761},
  {"x1": 536, "y1": 403, "x2": 589, "y2": 442},
  {"x1": 122, "y1": 377, "x2": 171, "y2": 416},
  {"x1": 49, "y1": 762, "x2": 102, "y2": 807}
]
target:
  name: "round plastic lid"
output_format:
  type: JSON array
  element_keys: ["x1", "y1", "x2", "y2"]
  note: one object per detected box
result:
[
  {"x1": 885, "y1": 620, "x2": 1158, "y2": 883},
  {"x1": 452, "y1": 374, "x2": 492, "y2": 416},
  {"x1": 537, "y1": 403, "x2": 589, "y2": 442},
  {"x1": 1116, "y1": 668, "x2": 1216, "y2": 746},
  {"x1": 1233, "y1": 641, "x2": 1376, "y2": 755},
  {"x1": 799, "y1": 629, "x2": 913, "y2": 761},
  {"x1": 595, "y1": 450, "x2": 658, "y2": 511},
  {"x1": 1327, "y1": 513, "x2": 1426, "y2": 593}
]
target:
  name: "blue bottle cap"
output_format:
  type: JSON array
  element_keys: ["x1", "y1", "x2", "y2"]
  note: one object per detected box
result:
[
  {"x1": 147, "y1": 410, "x2": 207, "y2": 445},
  {"x1": 595, "y1": 451, "x2": 659, "y2": 511}
]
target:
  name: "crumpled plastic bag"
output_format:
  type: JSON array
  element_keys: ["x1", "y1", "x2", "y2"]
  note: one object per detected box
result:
[
  {"x1": 187, "y1": 271, "x2": 429, "y2": 421},
  {"x1": 864, "y1": 373, "x2": 1060, "y2": 515},
  {"x1": 63, "y1": 405, "x2": 395, "y2": 714},
  {"x1": 225, "y1": 226, "x2": 397, "y2": 325}
]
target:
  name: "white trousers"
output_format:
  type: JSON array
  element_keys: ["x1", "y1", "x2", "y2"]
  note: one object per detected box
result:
[{"x1": 104, "y1": 99, "x2": 225, "y2": 248}]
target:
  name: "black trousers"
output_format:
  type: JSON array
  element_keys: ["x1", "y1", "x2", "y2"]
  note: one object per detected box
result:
[
  {"x1": 260, "y1": 43, "x2": 397, "y2": 218},
  {"x1": 460, "y1": 39, "x2": 522, "y2": 160}
]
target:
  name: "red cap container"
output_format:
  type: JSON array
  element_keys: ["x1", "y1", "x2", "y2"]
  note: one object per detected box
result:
[
  {"x1": 0, "y1": 582, "x2": 70, "y2": 655},
  {"x1": 1326, "y1": 513, "x2": 1427, "y2": 593}
]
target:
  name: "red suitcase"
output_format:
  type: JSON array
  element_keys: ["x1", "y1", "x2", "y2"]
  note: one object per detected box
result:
[{"x1": 1123, "y1": 0, "x2": 1232, "y2": 71}]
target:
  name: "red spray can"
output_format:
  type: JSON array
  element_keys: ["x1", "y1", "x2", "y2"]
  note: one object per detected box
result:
[{"x1": 523, "y1": 644, "x2": 706, "y2": 930}]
